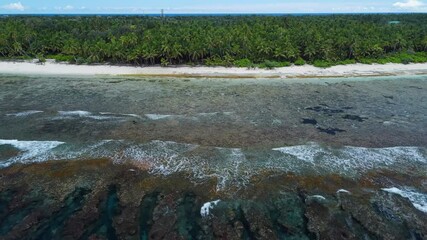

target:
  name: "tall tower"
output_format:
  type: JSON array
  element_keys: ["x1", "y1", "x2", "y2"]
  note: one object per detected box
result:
[{"x1": 161, "y1": 9, "x2": 164, "y2": 18}]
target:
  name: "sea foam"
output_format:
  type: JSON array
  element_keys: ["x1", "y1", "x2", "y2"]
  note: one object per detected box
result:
[
  {"x1": 6, "y1": 110, "x2": 43, "y2": 117},
  {"x1": 382, "y1": 187, "x2": 427, "y2": 213},
  {"x1": 56, "y1": 110, "x2": 128, "y2": 121},
  {"x1": 200, "y1": 200, "x2": 221, "y2": 217},
  {"x1": 144, "y1": 114, "x2": 174, "y2": 120},
  {"x1": 0, "y1": 139, "x2": 65, "y2": 167},
  {"x1": 58, "y1": 110, "x2": 92, "y2": 116},
  {"x1": 144, "y1": 112, "x2": 233, "y2": 121},
  {"x1": 273, "y1": 143, "x2": 426, "y2": 174},
  {"x1": 1, "y1": 139, "x2": 426, "y2": 193},
  {"x1": 100, "y1": 112, "x2": 142, "y2": 118}
]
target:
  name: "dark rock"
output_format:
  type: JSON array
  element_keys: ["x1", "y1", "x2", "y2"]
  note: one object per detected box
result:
[
  {"x1": 342, "y1": 115, "x2": 368, "y2": 122},
  {"x1": 302, "y1": 118, "x2": 318, "y2": 125},
  {"x1": 239, "y1": 202, "x2": 275, "y2": 239},
  {"x1": 407, "y1": 86, "x2": 422, "y2": 90},
  {"x1": 139, "y1": 192, "x2": 159, "y2": 240},
  {"x1": 149, "y1": 193, "x2": 178, "y2": 240},
  {"x1": 339, "y1": 192, "x2": 426, "y2": 240},
  {"x1": 305, "y1": 106, "x2": 344, "y2": 114},
  {"x1": 317, "y1": 127, "x2": 346, "y2": 135}
]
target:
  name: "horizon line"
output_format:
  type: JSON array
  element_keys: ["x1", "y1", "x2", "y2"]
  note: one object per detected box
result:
[{"x1": 1, "y1": 12, "x2": 426, "y2": 15}]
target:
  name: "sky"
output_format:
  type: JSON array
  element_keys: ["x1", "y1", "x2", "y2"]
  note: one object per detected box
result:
[{"x1": 0, "y1": 0, "x2": 426, "y2": 14}]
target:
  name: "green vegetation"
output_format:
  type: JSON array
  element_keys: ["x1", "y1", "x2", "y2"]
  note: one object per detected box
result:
[
  {"x1": 233, "y1": 58, "x2": 253, "y2": 68},
  {"x1": 294, "y1": 58, "x2": 306, "y2": 66},
  {"x1": 36, "y1": 55, "x2": 46, "y2": 64},
  {"x1": 313, "y1": 60, "x2": 333, "y2": 68},
  {"x1": 0, "y1": 14, "x2": 426, "y2": 68},
  {"x1": 259, "y1": 60, "x2": 291, "y2": 69},
  {"x1": 46, "y1": 54, "x2": 74, "y2": 62}
]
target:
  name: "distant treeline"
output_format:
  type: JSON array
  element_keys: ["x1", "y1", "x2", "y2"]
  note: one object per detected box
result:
[{"x1": 1, "y1": 14, "x2": 427, "y2": 67}]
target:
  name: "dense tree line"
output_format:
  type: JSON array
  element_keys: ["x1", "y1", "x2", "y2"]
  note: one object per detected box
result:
[{"x1": 0, "y1": 14, "x2": 426, "y2": 67}]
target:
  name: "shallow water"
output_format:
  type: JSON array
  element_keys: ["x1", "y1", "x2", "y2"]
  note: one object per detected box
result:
[{"x1": 0, "y1": 74, "x2": 426, "y2": 239}]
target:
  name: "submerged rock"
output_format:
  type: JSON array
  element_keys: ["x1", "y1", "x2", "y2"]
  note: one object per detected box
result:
[
  {"x1": 0, "y1": 159, "x2": 426, "y2": 239},
  {"x1": 316, "y1": 127, "x2": 346, "y2": 135},
  {"x1": 302, "y1": 118, "x2": 318, "y2": 125},
  {"x1": 342, "y1": 114, "x2": 368, "y2": 122}
]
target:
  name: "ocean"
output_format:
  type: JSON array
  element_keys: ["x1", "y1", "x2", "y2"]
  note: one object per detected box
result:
[{"x1": 0, "y1": 74, "x2": 426, "y2": 239}]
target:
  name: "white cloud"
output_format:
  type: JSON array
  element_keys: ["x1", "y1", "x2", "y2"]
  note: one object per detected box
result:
[
  {"x1": 2, "y1": 2, "x2": 25, "y2": 11},
  {"x1": 54, "y1": 5, "x2": 77, "y2": 11},
  {"x1": 64, "y1": 5, "x2": 74, "y2": 10},
  {"x1": 393, "y1": 0, "x2": 425, "y2": 8},
  {"x1": 98, "y1": 6, "x2": 145, "y2": 13}
]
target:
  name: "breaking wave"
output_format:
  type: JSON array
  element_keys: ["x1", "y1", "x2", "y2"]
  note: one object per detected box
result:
[
  {"x1": 5, "y1": 110, "x2": 43, "y2": 117},
  {"x1": 0, "y1": 139, "x2": 65, "y2": 167},
  {"x1": 1, "y1": 139, "x2": 426, "y2": 191},
  {"x1": 273, "y1": 142, "x2": 426, "y2": 172},
  {"x1": 382, "y1": 187, "x2": 427, "y2": 213}
]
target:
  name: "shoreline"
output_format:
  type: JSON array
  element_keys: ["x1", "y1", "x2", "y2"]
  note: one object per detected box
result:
[{"x1": 0, "y1": 60, "x2": 427, "y2": 78}]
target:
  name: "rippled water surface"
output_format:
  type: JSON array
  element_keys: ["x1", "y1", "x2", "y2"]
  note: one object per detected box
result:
[{"x1": 0, "y1": 74, "x2": 426, "y2": 239}]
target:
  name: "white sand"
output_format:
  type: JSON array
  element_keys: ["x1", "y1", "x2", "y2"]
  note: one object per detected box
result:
[{"x1": 0, "y1": 60, "x2": 426, "y2": 78}]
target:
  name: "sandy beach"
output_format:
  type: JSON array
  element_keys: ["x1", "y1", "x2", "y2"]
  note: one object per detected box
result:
[
  {"x1": 1, "y1": 60, "x2": 427, "y2": 239},
  {"x1": 0, "y1": 60, "x2": 427, "y2": 78}
]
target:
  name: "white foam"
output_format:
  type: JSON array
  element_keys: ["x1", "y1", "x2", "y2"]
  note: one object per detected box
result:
[
  {"x1": 200, "y1": 200, "x2": 221, "y2": 217},
  {"x1": 196, "y1": 112, "x2": 219, "y2": 116},
  {"x1": 58, "y1": 110, "x2": 91, "y2": 117},
  {"x1": 99, "y1": 112, "x2": 142, "y2": 118},
  {"x1": 0, "y1": 139, "x2": 65, "y2": 167},
  {"x1": 0, "y1": 139, "x2": 126, "y2": 167},
  {"x1": 117, "y1": 140, "x2": 200, "y2": 176},
  {"x1": 6, "y1": 110, "x2": 43, "y2": 117},
  {"x1": 56, "y1": 110, "x2": 129, "y2": 121},
  {"x1": 337, "y1": 189, "x2": 351, "y2": 194},
  {"x1": 310, "y1": 195, "x2": 326, "y2": 200},
  {"x1": 145, "y1": 114, "x2": 174, "y2": 120},
  {"x1": 57, "y1": 139, "x2": 122, "y2": 160},
  {"x1": 273, "y1": 143, "x2": 426, "y2": 174},
  {"x1": 144, "y1": 112, "x2": 234, "y2": 121},
  {"x1": 382, "y1": 187, "x2": 427, "y2": 213},
  {"x1": 273, "y1": 142, "x2": 320, "y2": 163},
  {"x1": 116, "y1": 142, "x2": 250, "y2": 192},
  {"x1": 87, "y1": 115, "x2": 119, "y2": 120},
  {"x1": 1, "y1": 138, "x2": 426, "y2": 194},
  {"x1": 118, "y1": 142, "x2": 426, "y2": 192},
  {"x1": 216, "y1": 148, "x2": 248, "y2": 191},
  {"x1": 122, "y1": 114, "x2": 141, "y2": 118}
]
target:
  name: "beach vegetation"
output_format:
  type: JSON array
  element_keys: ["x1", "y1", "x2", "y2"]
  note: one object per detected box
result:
[
  {"x1": 47, "y1": 54, "x2": 75, "y2": 63},
  {"x1": 313, "y1": 60, "x2": 333, "y2": 68},
  {"x1": 74, "y1": 57, "x2": 86, "y2": 65},
  {"x1": 160, "y1": 58, "x2": 170, "y2": 67},
  {"x1": 336, "y1": 59, "x2": 357, "y2": 65},
  {"x1": 294, "y1": 58, "x2": 306, "y2": 66},
  {"x1": 0, "y1": 14, "x2": 426, "y2": 68},
  {"x1": 259, "y1": 60, "x2": 291, "y2": 69},
  {"x1": 233, "y1": 58, "x2": 253, "y2": 68},
  {"x1": 36, "y1": 55, "x2": 46, "y2": 64}
]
